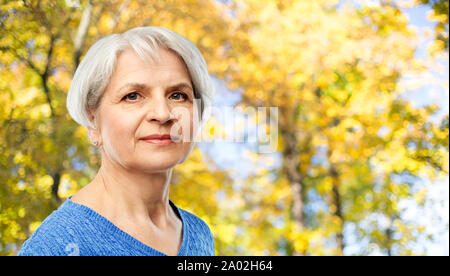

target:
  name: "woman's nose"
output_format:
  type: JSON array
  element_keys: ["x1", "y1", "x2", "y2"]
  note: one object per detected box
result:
[{"x1": 145, "y1": 95, "x2": 174, "y2": 124}]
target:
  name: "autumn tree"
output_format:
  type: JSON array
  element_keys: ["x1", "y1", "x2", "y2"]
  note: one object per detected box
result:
[{"x1": 213, "y1": 0, "x2": 449, "y2": 255}]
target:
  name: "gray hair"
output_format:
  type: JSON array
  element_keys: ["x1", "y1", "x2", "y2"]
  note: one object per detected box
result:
[{"x1": 66, "y1": 26, "x2": 214, "y2": 131}]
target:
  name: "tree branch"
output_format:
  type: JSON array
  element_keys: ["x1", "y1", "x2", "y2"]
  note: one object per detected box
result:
[
  {"x1": 40, "y1": 33, "x2": 57, "y2": 118},
  {"x1": 73, "y1": 0, "x2": 93, "y2": 70}
]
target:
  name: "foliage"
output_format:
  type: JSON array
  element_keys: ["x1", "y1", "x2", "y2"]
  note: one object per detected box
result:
[
  {"x1": 419, "y1": 0, "x2": 449, "y2": 51},
  {"x1": 213, "y1": 0, "x2": 448, "y2": 255}
]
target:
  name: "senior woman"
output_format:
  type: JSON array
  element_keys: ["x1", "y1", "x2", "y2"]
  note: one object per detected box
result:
[{"x1": 18, "y1": 26, "x2": 215, "y2": 256}]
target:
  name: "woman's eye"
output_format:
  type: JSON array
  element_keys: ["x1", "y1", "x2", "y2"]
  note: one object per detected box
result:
[
  {"x1": 123, "y1": 92, "x2": 140, "y2": 101},
  {"x1": 170, "y1": 92, "x2": 188, "y2": 101}
]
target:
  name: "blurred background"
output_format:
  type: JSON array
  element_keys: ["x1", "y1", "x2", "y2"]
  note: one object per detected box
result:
[{"x1": 0, "y1": 0, "x2": 448, "y2": 256}]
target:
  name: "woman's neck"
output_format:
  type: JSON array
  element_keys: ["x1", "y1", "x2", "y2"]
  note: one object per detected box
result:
[{"x1": 73, "y1": 154, "x2": 177, "y2": 230}]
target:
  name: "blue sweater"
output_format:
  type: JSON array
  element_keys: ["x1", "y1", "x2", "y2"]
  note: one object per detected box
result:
[{"x1": 18, "y1": 198, "x2": 215, "y2": 256}]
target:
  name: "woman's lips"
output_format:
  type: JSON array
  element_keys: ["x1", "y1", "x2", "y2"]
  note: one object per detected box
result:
[
  {"x1": 141, "y1": 139, "x2": 174, "y2": 145},
  {"x1": 140, "y1": 134, "x2": 181, "y2": 145}
]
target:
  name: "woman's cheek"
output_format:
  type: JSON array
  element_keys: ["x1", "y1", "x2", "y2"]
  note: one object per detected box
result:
[{"x1": 102, "y1": 110, "x2": 133, "y2": 145}]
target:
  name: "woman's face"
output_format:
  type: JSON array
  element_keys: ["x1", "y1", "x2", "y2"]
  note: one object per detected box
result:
[{"x1": 89, "y1": 48, "x2": 198, "y2": 173}]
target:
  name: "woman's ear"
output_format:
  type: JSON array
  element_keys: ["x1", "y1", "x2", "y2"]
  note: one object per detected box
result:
[
  {"x1": 87, "y1": 126, "x2": 101, "y2": 146},
  {"x1": 87, "y1": 109, "x2": 102, "y2": 147}
]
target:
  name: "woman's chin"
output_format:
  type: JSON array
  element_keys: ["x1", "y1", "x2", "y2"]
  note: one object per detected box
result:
[{"x1": 135, "y1": 159, "x2": 181, "y2": 172}]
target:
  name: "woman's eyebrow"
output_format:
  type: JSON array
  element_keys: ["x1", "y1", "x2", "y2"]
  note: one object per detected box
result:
[
  {"x1": 116, "y1": 83, "x2": 148, "y2": 94},
  {"x1": 168, "y1": 82, "x2": 194, "y2": 92}
]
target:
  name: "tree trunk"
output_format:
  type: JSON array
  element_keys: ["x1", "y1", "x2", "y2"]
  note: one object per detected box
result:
[
  {"x1": 281, "y1": 127, "x2": 305, "y2": 255},
  {"x1": 51, "y1": 172, "x2": 61, "y2": 202},
  {"x1": 330, "y1": 164, "x2": 345, "y2": 255}
]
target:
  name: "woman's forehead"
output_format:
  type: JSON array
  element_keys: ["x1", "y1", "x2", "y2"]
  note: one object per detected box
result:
[{"x1": 109, "y1": 48, "x2": 192, "y2": 90}]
